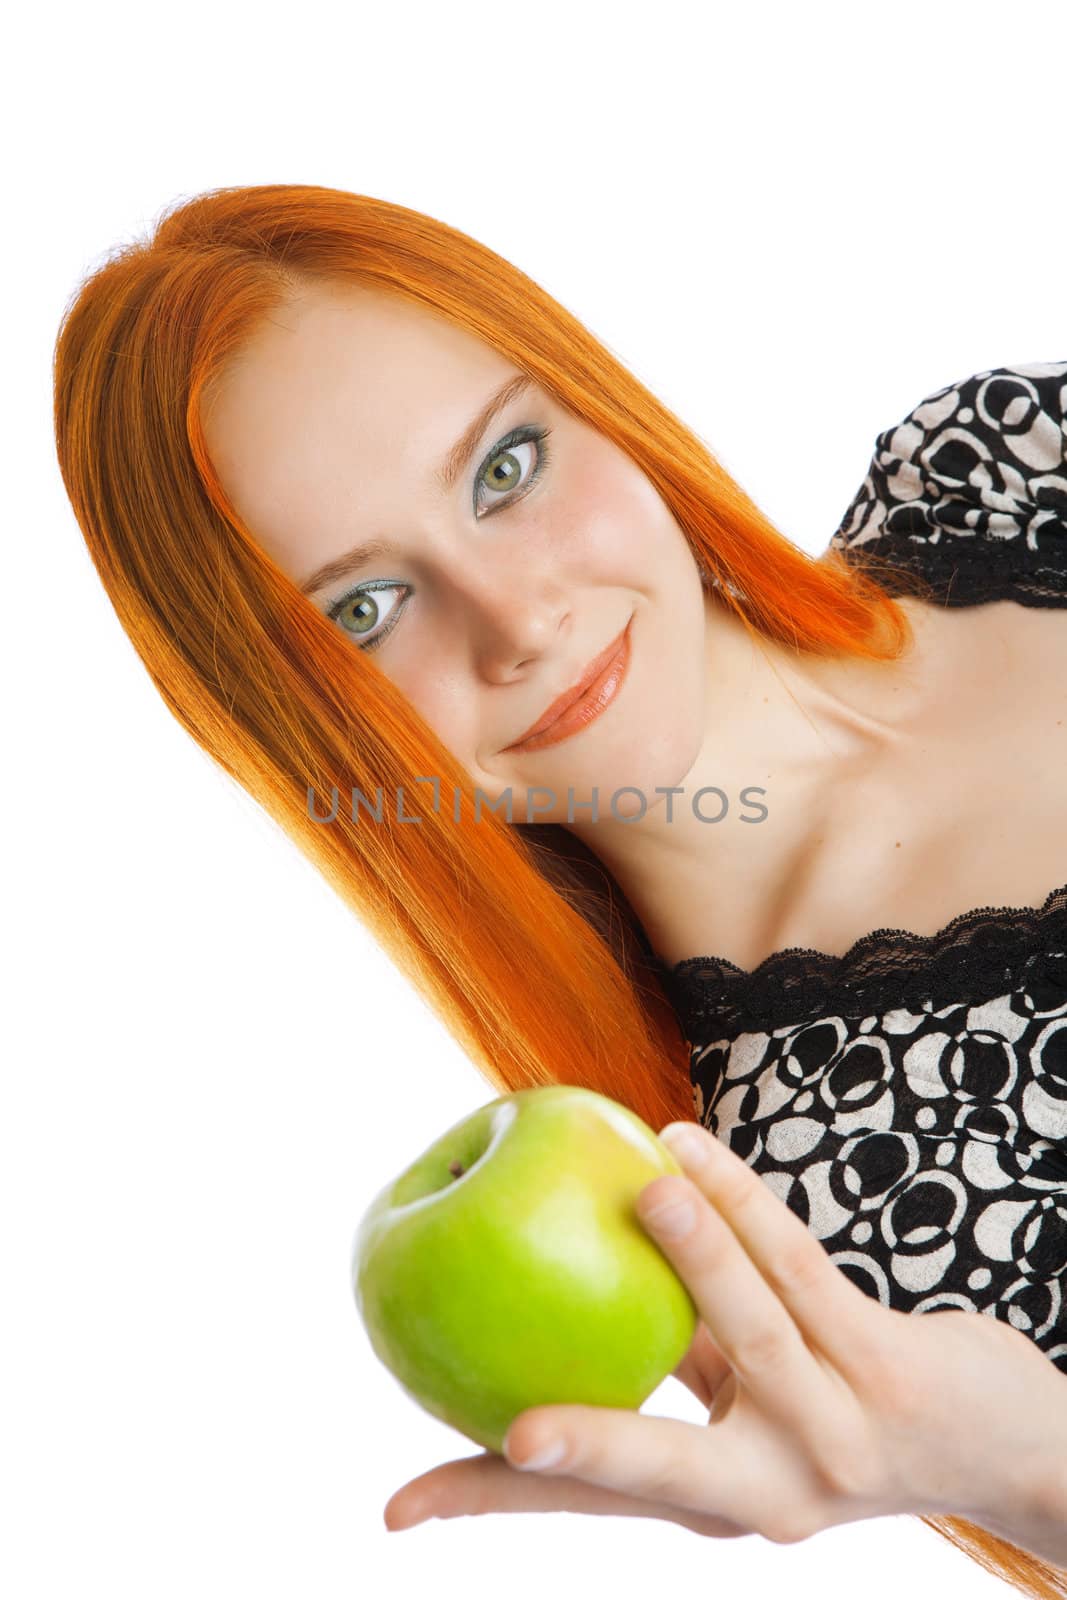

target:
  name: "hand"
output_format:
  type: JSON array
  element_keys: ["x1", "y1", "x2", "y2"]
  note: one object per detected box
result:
[{"x1": 383, "y1": 1120, "x2": 1052, "y2": 1545}]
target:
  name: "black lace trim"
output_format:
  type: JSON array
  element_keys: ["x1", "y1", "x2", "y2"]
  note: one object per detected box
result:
[
  {"x1": 831, "y1": 532, "x2": 1067, "y2": 609},
  {"x1": 653, "y1": 362, "x2": 1067, "y2": 1036},
  {"x1": 653, "y1": 882, "x2": 1067, "y2": 1037}
]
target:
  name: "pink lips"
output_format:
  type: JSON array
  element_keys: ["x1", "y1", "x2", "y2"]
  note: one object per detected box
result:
[{"x1": 502, "y1": 617, "x2": 633, "y2": 754}]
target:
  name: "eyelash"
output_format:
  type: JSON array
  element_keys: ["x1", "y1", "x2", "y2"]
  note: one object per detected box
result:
[{"x1": 326, "y1": 423, "x2": 554, "y2": 653}]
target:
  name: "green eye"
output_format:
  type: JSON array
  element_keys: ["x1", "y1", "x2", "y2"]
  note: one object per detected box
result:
[
  {"x1": 329, "y1": 581, "x2": 410, "y2": 653},
  {"x1": 335, "y1": 592, "x2": 374, "y2": 635},
  {"x1": 326, "y1": 422, "x2": 553, "y2": 653},
  {"x1": 479, "y1": 444, "x2": 525, "y2": 494},
  {"x1": 475, "y1": 425, "x2": 552, "y2": 514}
]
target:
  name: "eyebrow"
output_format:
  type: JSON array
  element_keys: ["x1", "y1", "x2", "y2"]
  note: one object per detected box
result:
[{"x1": 299, "y1": 372, "x2": 535, "y2": 597}]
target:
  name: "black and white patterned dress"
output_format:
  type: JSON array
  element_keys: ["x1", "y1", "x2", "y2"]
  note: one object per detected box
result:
[{"x1": 654, "y1": 361, "x2": 1067, "y2": 1373}]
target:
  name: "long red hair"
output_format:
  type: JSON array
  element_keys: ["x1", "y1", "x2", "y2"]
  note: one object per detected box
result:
[{"x1": 51, "y1": 183, "x2": 1066, "y2": 1597}]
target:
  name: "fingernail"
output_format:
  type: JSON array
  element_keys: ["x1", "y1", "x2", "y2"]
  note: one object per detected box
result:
[
  {"x1": 510, "y1": 1435, "x2": 567, "y2": 1472},
  {"x1": 641, "y1": 1195, "x2": 696, "y2": 1238},
  {"x1": 659, "y1": 1125, "x2": 707, "y2": 1166}
]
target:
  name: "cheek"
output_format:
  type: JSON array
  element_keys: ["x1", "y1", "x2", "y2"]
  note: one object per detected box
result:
[
  {"x1": 562, "y1": 449, "x2": 688, "y2": 574},
  {"x1": 391, "y1": 662, "x2": 481, "y2": 769}
]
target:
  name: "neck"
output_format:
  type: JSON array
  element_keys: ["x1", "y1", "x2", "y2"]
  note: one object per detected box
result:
[{"x1": 565, "y1": 587, "x2": 931, "y2": 968}]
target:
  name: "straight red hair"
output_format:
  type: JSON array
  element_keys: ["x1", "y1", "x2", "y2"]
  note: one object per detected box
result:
[{"x1": 52, "y1": 183, "x2": 1067, "y2": 1596}]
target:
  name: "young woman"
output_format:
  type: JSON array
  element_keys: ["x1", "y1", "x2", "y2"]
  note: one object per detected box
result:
[{"x1": 52, "y1": 183, "x2": 1067, "y2": 1592}]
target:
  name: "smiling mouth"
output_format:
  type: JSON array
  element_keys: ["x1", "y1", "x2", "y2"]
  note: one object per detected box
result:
[{"x1": 501, "y1": 617, "x2": 633, "y2": 754}]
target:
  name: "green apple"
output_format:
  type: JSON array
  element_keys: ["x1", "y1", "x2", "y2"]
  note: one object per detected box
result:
[{"x1": 350, "y1": 1084, "x2": 698, "y2": 1455}]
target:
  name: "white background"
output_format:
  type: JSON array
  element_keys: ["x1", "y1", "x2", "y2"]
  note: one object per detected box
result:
[{"x1": 5, "y1": 2, "x2": 1064, "y2": 1594}]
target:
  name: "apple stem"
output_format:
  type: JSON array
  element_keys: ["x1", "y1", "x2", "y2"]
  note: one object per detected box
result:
[{"x1": 448, "y1": 1160, "x2": 465, "y2": 1179}]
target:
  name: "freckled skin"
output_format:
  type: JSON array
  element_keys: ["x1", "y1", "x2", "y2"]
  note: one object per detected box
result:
[{"x1": 199, "y1": 279, "x2": 926, "y2": 967}]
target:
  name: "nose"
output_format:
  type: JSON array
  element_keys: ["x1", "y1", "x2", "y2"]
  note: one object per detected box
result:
[
  {"x1": 475, "y1": 595, "x2": 572, "y2": 684},
  {"x1": 441, "y1": 564, "x2": 572, "y2": 684}
]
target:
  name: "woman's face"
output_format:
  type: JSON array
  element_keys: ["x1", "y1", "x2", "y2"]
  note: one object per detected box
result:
[{"x1": 200, "y1": 280, "x2": 709, "y2": 826}]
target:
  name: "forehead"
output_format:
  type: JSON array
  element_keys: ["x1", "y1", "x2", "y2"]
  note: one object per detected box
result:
[
  {"x1": 198, "y1": 282, "x2": 519, "y2": 571},
  {"x1": 201, "y1": 282, "x2": 509, "y2": 459}
]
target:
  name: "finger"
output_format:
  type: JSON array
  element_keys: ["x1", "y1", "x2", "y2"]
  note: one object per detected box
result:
[
  {"x1": 672, "y1": 1318, "x2": 733, "y2": 1409},
  {"x1": 655, "y1": 1121, "x2": 883, "y2": 1376},
  {"x1": 505, "y1": 1404, "x2": 814, "y2": 1541},
  {"x1": 637, "y1": 1166, "x2": 832, "y2": 1435},
  {"x1": 385, "y1": 1448, "x2": 751, "y2": 1539}
]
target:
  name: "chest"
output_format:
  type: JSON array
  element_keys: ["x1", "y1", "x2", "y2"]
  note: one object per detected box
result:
[{"x1": 767, "y1": 598, "x2": 1067, "y2": 963}]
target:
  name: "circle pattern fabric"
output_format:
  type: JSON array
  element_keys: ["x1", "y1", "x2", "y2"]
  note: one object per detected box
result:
[
  {"x1": 685, "y1": 970, "x2": 1067, "y2": 1374},
  {"x1": 663, "y1": 360, "x2": 1067, "y2": 1374}
]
